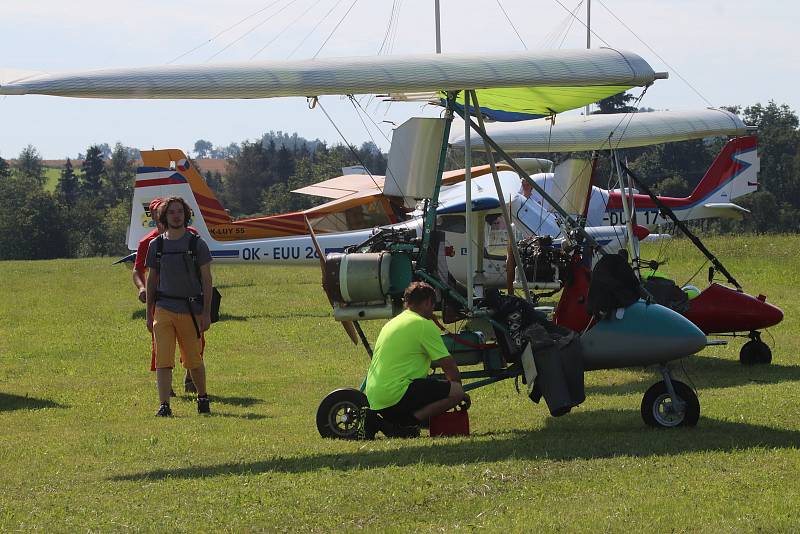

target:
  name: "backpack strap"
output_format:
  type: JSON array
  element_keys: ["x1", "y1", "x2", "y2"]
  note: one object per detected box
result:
[
  {"x1": 154, "y1": 234, "x2": 164, "y2": 273},
  {"x1": 187, "y1": 233, "x2": 203, "y2": 282}
]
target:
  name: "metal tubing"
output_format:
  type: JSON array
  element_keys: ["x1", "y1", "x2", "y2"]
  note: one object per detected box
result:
[
  {"x1": 468, "y1": 90, "x2": 533, "y2": 302},
  {"x1": 464, "y1": 90, "x2": 474, "y2": 309},
  {"x1": 456, "y1": 108, "x2": 606, "y2": 255},
  {"x1": 418, "y1": 94, "x2": 455, "y2": 270},
  {"x1": 612, "y1": 150, "x2": 637, "y2": 262}
]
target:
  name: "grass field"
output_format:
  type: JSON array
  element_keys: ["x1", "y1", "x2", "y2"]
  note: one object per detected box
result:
[{"x1": 1, "y1": 234, "x2": 799, "y2": 532}]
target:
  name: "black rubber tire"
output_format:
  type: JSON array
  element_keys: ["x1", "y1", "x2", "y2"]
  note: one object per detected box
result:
[
  {"x1": 316, "y1": 388, "x2": 368, "y2": 439},
  {"x1": 641, "y1": 380, "x2": 700, "y2": 428},
  {"x1": 740, "y1": 340, "x2": 772, "y2": 365}
]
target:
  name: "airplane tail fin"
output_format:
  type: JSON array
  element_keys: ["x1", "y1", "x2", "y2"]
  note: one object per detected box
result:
[
  {"x1": 686, "y1": 135, "x2": 759, "y2": 205},
  {"x1": 127, "y1": 150, "x2": 229, "y2": 250}
]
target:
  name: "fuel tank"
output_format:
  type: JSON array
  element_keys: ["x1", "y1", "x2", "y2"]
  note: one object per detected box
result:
[
  {"x1": 683, "y1": 283, "x2": 784, "y2": 333},
  {"x1": 581, "y1": 300, "x2": 707, "y2": 371}
]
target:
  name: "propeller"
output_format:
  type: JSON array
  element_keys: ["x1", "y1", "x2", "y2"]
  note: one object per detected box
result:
[{"x1": 304, "y1": 215, "x2": 359, "y2": 345}]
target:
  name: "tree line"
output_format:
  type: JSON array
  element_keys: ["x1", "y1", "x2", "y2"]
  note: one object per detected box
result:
[{"x1": 0, "y1": 100, "x2": 797, "y2": 260}]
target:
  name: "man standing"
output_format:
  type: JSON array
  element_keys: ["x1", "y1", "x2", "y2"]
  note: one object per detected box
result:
[
  {"x1": 364, "y1": 282, "x2": 468, "y2": 437},
  {"x1": 145, "y1": 196, "x2": 213, "y2": 416},
  {"x1": 133, "y1": 197, "x2": 197, "y2": 394}
]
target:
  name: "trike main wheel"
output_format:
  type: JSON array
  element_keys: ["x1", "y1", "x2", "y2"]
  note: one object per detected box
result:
[{"x1": 316, "y1": 388, "x2": 368, "y2": 439}]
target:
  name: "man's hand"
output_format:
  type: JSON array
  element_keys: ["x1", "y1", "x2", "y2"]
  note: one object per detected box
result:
[
  {"x1": 138, "y1": 288, "x2": 147, "y2": 303},
  {"x1": 147, "y1": 317, "x2": 154, "y2": 333},
  {"x1": 200, "y1": 313, "x2": 211, "y2": 332}
]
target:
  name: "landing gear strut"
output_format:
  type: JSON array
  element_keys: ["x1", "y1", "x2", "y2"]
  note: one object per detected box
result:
[
  {"x1": 739, "y1": 331, "x2": 772, "y2": 365},
  {"x1": 641, "y1": 366, "x2": 700, "y2": 428}
]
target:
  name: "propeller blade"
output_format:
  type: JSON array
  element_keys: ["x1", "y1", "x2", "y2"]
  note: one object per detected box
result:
[{"x1": 304, "y1": 215, "x2": 358, "y2": 345}]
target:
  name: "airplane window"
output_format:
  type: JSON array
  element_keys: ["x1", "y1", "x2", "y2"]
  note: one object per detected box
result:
[
  {"x1": 485, "y1": 214, "x2": 508, "y2": 257},
  {"x1": 438, "y1": 215, "x2": 466, "y2": 234}
]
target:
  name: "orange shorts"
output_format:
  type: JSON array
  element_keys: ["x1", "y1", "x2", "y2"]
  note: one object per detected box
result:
[
  {"x1": 153, "y1": 307, "x2": 204, "y2": 370},
  {"x1": 150, "y1": 332, "x2": 204, "y2": 371}
]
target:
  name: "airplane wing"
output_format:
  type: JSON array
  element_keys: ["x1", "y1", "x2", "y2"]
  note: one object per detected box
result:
[
  {"x1": 702, "y1": 202, "x2": 750, "y2": 219},
  {"x1": 0, "y1": 49, "x2": 663, "y2": 117},
  {"x1": 292, "y1": 174, "x2": 385, "y2": 199},
  {"x1": 450, "y1": 108, "x2": 749, "y2": 151}
]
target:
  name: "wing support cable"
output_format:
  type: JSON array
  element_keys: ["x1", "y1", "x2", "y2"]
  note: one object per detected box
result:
[{"x1": 619, "y1": 161, "x2": 742, "y2": 290}]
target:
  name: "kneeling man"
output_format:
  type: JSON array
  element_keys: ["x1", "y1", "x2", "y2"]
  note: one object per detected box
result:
[{"x1": 365, "y1": 281, "x2": 468, "y2": 434}]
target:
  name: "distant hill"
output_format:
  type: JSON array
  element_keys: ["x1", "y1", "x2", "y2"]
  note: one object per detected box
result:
[{"x1": 18, "y1": 158, "x2": 229, "y2": 176}]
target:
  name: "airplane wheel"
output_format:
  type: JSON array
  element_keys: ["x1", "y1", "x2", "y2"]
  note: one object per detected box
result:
[
  {"x1": 316, "y1": 388, "x2": 368, "y2": 439},
  {"x1": 641, "y1": 380, "x2": 699, "y2": 428},
  {"x1": 740, "y1": 339, "x2": 772, "y2": 365}
]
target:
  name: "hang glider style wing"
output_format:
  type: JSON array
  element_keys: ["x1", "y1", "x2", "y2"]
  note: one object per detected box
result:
[
  {"x1": 0, "y1": 49, "x2": 663, "y2": 118},
  {"x1": 450, "y1": 108, "x2": 748, "y2": 152}
]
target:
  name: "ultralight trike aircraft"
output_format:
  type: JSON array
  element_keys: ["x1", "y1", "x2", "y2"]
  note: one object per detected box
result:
[{"x1": 0, "y1": 48, "x2": 757, "y2": 433}]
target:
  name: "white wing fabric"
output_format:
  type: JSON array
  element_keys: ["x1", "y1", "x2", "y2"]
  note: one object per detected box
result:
[
  {"x1": 0, "y1": 49, "x2": 660, "y2": 100},
  {"x1": 450, "y1": 109, "x2": 748, "y2": 152}
]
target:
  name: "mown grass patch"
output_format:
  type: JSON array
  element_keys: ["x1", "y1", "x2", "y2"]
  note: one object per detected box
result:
[{"x1": 1, "y1": 234, "x2": 799, "y2": 531}]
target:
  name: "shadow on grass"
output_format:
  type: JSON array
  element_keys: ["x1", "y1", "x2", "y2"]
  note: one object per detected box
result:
[
  {"x1": 209, "y1": 395, "x2": 264, "y2": 407},
  {"x1": 131, "y1": 309, "x2": 146, "y2": 320},
  {"x1": 0, "y1": 392, "x2": 65, "y2": 412},
  {"x1": 585, "y1": 355, "x2": 800, "y2": 397},
  {"x1": 216, "y1": 282, "x2": 256, "y2": 290},
  {"x1": 111, "y1": 410, "x2": 800, "y2": 481}
]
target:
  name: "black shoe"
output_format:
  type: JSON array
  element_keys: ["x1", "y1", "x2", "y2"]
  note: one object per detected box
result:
[
  {"x1": 156, "y1": 403, "x2": 172, "y2": 417},
  {"x1": 169, "y1": 389, "x2": 177, "y2": 398},
  {"x1": 380, "y1": 418, "x2": 421, "y2": 438},
  {"x1": 197, "y1": 396, "x2": 210, "y2": 415},
  {"x1": 357, "y1": 407, "x2": 378, "y2": 440},
  {"x1": 185, "y1": 381, "x2": 197, "y2": 394}
]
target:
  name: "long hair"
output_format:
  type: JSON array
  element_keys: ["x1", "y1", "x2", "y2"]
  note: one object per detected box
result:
[{"x1": 158, "y1": 196, "x2": 193, "y2": 228}]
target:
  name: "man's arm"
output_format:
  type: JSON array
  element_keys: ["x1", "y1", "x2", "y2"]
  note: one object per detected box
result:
[
  {"x1": 145, "y1": 268, "x2": 159, "y2": 333},
  {"x1": 436, "y1": 356, "x2": 461, "y2": 384},
  {"x1": 199, "y1": 263, "x2": 212, "y2": 332},
  {"x1": 133, "y1": 268, "x2": 147, "y2": 303}
]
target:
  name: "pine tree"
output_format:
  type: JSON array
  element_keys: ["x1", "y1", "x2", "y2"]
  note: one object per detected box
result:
[
  {"x1": 0, "y1": 156, "x2": 10, "y2": 179},
  {"x1": 80, "y1": 145, "x2": 106, "y2": 200},
  {"x1": 56, "y1": 158, "x2": 80, "y2": 205}
]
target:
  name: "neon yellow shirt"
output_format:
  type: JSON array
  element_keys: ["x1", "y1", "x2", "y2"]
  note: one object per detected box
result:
[{"x1": 365, "y1": 309, "x2": 450, "y2": 410}]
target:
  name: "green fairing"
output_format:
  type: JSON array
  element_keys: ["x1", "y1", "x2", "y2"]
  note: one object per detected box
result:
[{"x1": 447, "y1": 85, "x2": 634, "y2": 117}]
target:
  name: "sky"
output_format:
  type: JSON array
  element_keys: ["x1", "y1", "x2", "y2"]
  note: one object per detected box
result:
[{"x1": 1, "y1": 0, "x2": 798, "y2": 159}]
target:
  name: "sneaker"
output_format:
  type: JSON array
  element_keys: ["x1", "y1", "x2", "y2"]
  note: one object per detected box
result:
[
  {"x1": 380, "y1": 418, "x2": 421, "y2": 438},
  {"x1": 356, "y1": 407, "x2": 378, "y2": 440},
  {"x1": 156, "y1": 403, "x2": 173, "y2": 417},
  {"x1": 197, "y1": 396, "x2": 211, "y2": 415},
  {"x1": 184, "y1": 381, "x2": 197, "y2": 394}
]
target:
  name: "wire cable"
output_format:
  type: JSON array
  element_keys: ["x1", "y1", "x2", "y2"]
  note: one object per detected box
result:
[
  {"x1": 550, "y1": 0, "x2": 610, "y2": 47},
  {"x1": 596, "y1": 0, "x2": 713, "y2": 107},
  {"x1": 287, "y1": 0, "x2": 345, "y2": 58},
  {"x1": 495, "y1": 0, "x2": 528, "y2": 50},
  {"x1": 315, "y1": 97, "x2": 381, "y2": 188},
  {"x1": 313, "y1": 0, "x2": 359, "y2": 58},
  {"x1": 250, "y1": 0, "x2": 322, "y2": 59},
  {"x1": 166, "y1": 0, "x2": 285, "y2": 64},
  {"x1": 206, "y1": 0, "x2": 304, "y2": 62}
]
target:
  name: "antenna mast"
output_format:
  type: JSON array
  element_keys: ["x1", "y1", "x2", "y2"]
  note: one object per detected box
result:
[{"x1": 585, "y1": 0, "x2": 591, "y2": 116}]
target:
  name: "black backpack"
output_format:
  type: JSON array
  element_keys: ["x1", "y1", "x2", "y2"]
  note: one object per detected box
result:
[
  {"x1": 586, "y1": 253, "x2": 641, "y2": 318},
  {"x1": 154, "y1": 234, "x2": 221, "y2": 332}
]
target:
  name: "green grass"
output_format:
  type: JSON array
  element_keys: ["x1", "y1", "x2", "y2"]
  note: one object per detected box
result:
[
  {"x1": 43, "y1": 167, "x2": 60, "y2": 192},
  {"x1": 1, "y1": 234, "x2": 799, "y2": 532}
]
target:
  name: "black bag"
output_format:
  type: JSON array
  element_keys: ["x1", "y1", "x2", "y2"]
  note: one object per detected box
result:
[
  {"x1": 210, "y1": 287, "x2": 222, "y2": 323},
  {"x1": 587, "y1": 252, "x2": 641, "y2": 318}
]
